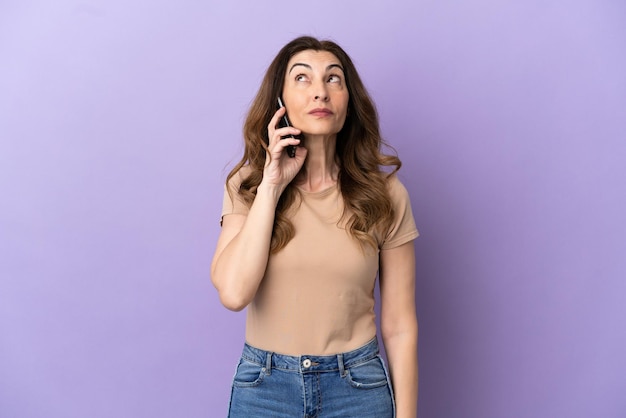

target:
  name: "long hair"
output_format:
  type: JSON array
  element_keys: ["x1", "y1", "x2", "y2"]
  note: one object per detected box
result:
[{"x1": 227, "y1": 36, "x2": 401, "y2": 252}]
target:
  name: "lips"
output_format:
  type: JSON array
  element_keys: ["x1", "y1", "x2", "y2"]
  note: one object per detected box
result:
[{"x1": 308, "y1": 108, "x2": 333, "y2": 117}]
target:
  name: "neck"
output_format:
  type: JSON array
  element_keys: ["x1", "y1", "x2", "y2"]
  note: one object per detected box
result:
[{"x1": 299, "y1": 134, "x2": 339, "y2": 192}]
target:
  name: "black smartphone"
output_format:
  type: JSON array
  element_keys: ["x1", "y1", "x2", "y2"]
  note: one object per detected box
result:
[{"x1": 277, "y1": 97, "x2": 298, "y2": 158}]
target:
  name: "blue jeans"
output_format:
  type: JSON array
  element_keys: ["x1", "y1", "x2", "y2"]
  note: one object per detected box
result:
[{"x1": 228, "y1": 337, "x2": 395, "y2": 417}]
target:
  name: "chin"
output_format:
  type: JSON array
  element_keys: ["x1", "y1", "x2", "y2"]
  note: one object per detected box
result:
[
  {"x1": 303, "y1": 131, "x2": 340, "y2": 139},
  {"x1": 301, "y1": 125, "x2": 343, "y2": 137}
]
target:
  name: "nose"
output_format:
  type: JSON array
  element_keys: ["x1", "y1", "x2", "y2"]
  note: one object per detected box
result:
[{"x1": 313, "y1": 81, "x2": 329, "y2": 102}]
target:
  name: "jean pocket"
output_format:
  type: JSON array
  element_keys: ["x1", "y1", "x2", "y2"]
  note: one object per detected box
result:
[
  {"x1": 232, "y1": 359, "x2": 266, "y2": 388},
  {"x1": 345, "y1": 356, "x2": 389, "y2": 389}
]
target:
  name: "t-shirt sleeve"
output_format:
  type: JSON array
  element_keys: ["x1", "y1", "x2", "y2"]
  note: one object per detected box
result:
[
  {"x1": 380, "y1": 175, "x2": 419, "y2": 250},
  {"x1": 220, "y1": 169, "x2": 251, "y2": 224}
]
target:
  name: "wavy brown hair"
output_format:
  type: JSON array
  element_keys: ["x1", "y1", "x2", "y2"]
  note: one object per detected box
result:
[{"x1": 227, "y1": 36, "x2": 401, "y2": 253}]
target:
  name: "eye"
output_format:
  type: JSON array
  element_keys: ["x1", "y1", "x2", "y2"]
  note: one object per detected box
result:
[
  {"x1": 295, "y1": 74, "x2": 308, "y2": 82},
  {"x1": 328, "y1": 74, "x2": 342, "y2": 83}
]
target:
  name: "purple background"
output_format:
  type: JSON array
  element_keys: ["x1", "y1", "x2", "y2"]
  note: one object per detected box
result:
[{"x1": 1, "y1": 1, "x2": 625, "y2": 417}]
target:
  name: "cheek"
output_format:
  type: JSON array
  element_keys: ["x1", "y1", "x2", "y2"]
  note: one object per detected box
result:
[
  {"x1": 335, "y1": 91, "x2": 349, "y2": 110},
  {"x1": 336, "y1": 114, "x2": 348, "y2": 131},
  {"x1": 282, "y1": 92, "x2": 306, "y2": 109},
  {"x1": 336, "y1": 100, "x2": 349, "y2": 120}
]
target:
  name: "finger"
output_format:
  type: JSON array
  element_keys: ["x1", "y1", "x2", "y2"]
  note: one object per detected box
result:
[
  {"x1": 268, "y1": 128, "x2": 300, "y2": 153},
  {"x1": 267, "y1": 108, "x2": 288, "y2": 148},
  {"x1": 267, "y1": 107, "x2": 286, "y2": 135},
  {"x1": 270, "y1": 136, "x2": 300, "y2": 155},
  {"x1": 274, "y1": 127, "x2": 301, "y2": 141}
]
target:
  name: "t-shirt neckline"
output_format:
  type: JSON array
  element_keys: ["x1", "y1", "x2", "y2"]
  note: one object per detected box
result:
[{"x1": 295, "y1": 183, "x2": 338, "y2": 198}]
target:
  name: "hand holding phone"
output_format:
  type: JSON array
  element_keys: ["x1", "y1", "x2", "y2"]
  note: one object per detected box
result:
[{"x1": 277, "y1": 97, "x2": 298, "y2": 158}]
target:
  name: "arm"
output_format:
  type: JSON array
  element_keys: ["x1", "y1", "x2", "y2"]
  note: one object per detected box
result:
[
  {"x1": 379, "y1": 240, "x2": 418, "y2": 417},
  {"x1": 210, "y1": 183, "x2": 282, "y2": 311},
  {"x1": 210, "y1": 107, "x2": 306, "y2": 311}
]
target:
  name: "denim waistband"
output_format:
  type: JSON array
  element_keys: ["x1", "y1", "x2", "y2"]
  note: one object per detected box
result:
[{"x1": 240, "y1": 337, "x2": 380, "y2": 373}]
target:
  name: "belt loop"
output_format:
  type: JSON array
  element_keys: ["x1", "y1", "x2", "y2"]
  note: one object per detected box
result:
[
  {"x1": 265, "y1": 352, "x2": 272, "y2": 376},
  {"x1": 337, "y1": 353, "x2": 346, "y2": 377}
]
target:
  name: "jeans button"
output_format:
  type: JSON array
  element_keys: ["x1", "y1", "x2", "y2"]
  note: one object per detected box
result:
[{"x1": 302, "y1": 359, "x2": 312, "y2": 368}]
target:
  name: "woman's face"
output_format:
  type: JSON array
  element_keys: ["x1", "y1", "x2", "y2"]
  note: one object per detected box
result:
[{"x1": 281, "y1": 49, "x2": 349, "y2": 138}]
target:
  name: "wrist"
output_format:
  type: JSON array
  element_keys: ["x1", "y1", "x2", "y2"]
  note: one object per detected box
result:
[{"x1": 257, "y1": 181, "x2": 284, "y2": 203}]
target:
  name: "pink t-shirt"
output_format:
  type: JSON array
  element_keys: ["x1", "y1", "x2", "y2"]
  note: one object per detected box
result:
[{"x1": 221, "y1": 168, "x2": 419, "y2": 355}]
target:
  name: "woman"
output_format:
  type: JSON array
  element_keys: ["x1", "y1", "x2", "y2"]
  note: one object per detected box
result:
[{"x1": 211, "y1": 36, "x2": 419, "y2": 417}]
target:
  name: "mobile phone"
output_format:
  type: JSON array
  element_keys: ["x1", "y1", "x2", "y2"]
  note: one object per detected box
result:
[{"x1": 277, "y1": 97, "x2": 297, "y2": 158}]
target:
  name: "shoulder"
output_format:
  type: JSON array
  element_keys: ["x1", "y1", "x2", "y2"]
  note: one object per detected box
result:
[
  {"x1": 385, "y1": 173, "x2": 411, "y2": 201},
  {"x1": 222, "y1": 165, "x2": 255, "y2": 217},
  {"x1": 379, "y1": 172, "x2": 419, "y2": 249},
  {"x1": 226, "y1": 164, "x2": 254, "y2": 191}
]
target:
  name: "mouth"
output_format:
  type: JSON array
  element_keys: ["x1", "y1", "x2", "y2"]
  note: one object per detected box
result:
[{"x1": 308, "y1": 108, "x2": 334, "y2": 117}]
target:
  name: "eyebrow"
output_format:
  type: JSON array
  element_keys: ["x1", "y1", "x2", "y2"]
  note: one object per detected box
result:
[{"x1": 288, "y1": 63, "x2": 345, "y2": 74}]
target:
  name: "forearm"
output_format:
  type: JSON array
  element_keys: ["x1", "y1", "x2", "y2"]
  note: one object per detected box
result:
[
  {"x1": 211, "y1": 182, "x2": 282, "y2": 310},
  {"x1": 383, "y1": 325, "x2": 418, "y2": 418}
]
